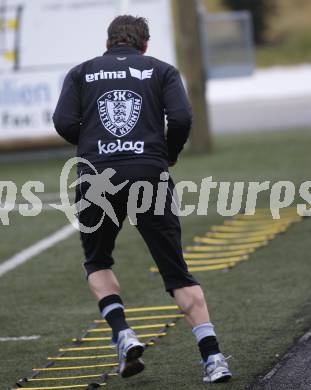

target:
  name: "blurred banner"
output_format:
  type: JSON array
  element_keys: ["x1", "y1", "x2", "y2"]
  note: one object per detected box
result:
[
  {"x1": 0, "y1": 70, "x2": 64, "y2": 142},
  {"x1": 0, "y1": 0, "x2": 176, "y2": 148}
]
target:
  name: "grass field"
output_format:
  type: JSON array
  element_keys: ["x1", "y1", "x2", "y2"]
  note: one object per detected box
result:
[{"x1": 1, "y1": 128, "x2": 311, "y2": 390}]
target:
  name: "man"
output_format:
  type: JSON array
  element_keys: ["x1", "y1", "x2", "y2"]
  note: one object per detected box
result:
[{"x1": 53, "y1": 15, "x2": 231, "y2": 384}]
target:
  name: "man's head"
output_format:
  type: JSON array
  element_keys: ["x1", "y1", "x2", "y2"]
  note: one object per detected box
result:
[{"x1": 107, "y1": 15, "x2": 150, "y2": 53}]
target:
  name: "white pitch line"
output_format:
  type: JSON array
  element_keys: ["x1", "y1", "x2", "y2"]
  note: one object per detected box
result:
[
  {"x1": 0, "y1": 335, "x2": 41, "y2": 342},
  {"x1": 0, "y1": 203, "x2": 73, "y2": 212},
  {"x1": 5, "y1": 192, "x2": 75, "y2": 201},
  {"x1": 0, "y1": 224, "x2": 77, "y2": 277}
]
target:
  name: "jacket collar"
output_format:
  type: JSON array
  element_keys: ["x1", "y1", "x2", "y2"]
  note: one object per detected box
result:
[{"x1": 104, "y1": 45, "x2": 141, "y2": 56}]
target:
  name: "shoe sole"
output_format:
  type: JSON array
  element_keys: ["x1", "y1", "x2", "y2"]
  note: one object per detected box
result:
[
  {"x1": 213, "y1": 374, "x2": 232, "y2": 383},
  {"x1": 121, "y1": 345, "x2": 145, "y2": 378},
  {"x1": 204, "y1": 372, "x2": 232, "y2": 384}
]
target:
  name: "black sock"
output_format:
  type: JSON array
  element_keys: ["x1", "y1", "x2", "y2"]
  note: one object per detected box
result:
[
  {"x1": 98, "y1": 294, "x2": 129, "y2": 342},
  {"x1": 198, "y1": 336, "x2": 220, "y2": 361}
]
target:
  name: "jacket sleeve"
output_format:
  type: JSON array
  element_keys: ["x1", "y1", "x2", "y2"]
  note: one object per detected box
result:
[
  {"x1": 53, "y1": 68, "x2": 82, "y2": 145},
  {"x1": 162, "y1": 66, "x2": 192, "y2": 162}
]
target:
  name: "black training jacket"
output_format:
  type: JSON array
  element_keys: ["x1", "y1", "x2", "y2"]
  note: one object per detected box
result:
[{"x1": 53, "y1": 45, "x2": 192, "y2": 171}]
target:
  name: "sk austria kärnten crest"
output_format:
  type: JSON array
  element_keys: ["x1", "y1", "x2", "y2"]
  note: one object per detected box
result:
[{"x1": 97, "y1": 90, "x2": 142, "y2": 137}]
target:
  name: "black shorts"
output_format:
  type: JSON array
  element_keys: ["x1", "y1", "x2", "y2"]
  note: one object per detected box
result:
[{"x1": 76, "y1": 165, "x2": 199, "y2": 295}]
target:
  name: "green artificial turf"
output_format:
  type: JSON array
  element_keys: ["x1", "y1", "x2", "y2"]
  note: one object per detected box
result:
[{"x1": 0, "y1": 128, "x2": 311, "y2": 389}]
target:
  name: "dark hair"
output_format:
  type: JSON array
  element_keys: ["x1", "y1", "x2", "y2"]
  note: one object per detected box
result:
[{"x1": 107, "y1": 15, "x2": 150, "y2": 51}]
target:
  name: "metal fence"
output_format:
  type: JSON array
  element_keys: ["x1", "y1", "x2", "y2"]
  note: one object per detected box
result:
[{"x1": 199, "y1": 10, "x2": 255, "y2": 79}]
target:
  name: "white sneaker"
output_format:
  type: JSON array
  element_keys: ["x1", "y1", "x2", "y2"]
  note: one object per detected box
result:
[
  {"x1": 203, "y1": 353, "x2": 232, "y2": 383},
  {"x1": 116, "y1": 329, "x2": 145, "y2": 378}
]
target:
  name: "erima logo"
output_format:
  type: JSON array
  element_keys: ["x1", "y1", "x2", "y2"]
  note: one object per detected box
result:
[
  {"x1": 85, "y1": 70, "x2": 126, "y2": 82},
  {"x1": 98, "y1": 139, "x2": 144, "y2": 155},
  {"x1": 129, "y1": 67, "x2": 153, "y2": 80}
]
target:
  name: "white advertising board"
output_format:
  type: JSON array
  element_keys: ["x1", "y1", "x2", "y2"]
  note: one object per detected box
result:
[
  {"x1": 0, "y1": 0, "x2": 176, "y2": 144},
  {"x1": 0, "y1": 70, "x2": 65, "y2": 140}
]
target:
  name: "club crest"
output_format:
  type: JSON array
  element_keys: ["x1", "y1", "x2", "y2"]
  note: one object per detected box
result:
[{"x1": 97, "y1": 90, "x2": 142, "y2": 137}]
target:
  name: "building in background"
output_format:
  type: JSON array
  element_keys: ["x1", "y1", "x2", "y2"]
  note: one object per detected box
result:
[{"x1": 0, "y1": 0, "x2": 175, "y2": 148}]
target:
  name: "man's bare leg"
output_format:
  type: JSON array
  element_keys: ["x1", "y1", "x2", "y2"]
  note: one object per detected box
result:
[
  {"x1": 174, "y1": 285, "x2": 231, "y2": 383},
  {"x1": 173, "y1": 285, "x2": 210, "y2": 327},
  {"x1": 88, "y1": 275, "x2": 211, "y2": 331},
  {"x1": 87, "y1": 269, "x2": 145, "y2": 378},
  {"x1": 88, "y1": 269, "x2": 120, "y2": 300}
]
